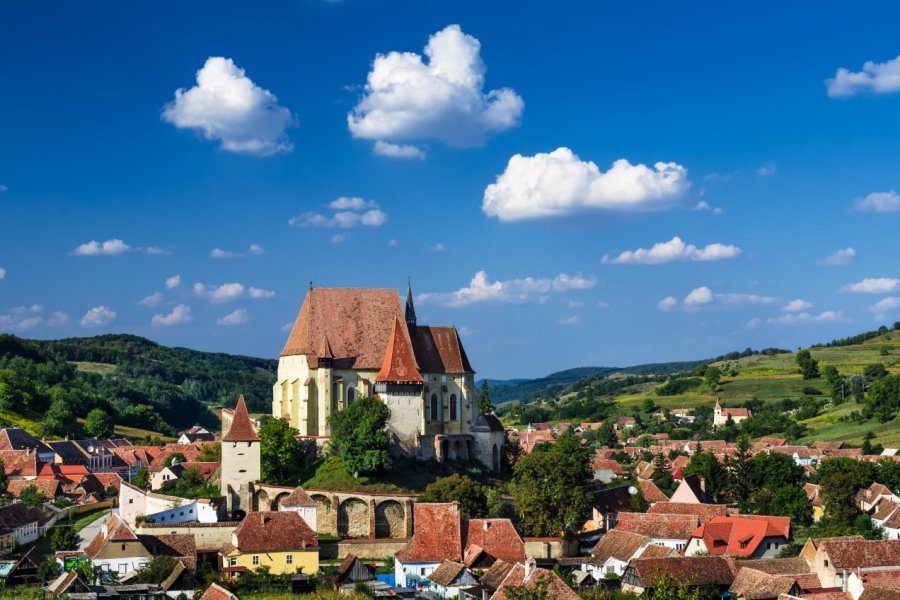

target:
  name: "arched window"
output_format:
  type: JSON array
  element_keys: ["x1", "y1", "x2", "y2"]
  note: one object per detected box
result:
[
  {"x1": 450, "y1": 394, "x2": 458, "y2": 421},
  {"x1": 431, "y1": 394, "x2": 439, "y2": 421},
  {"x1": 347, "y1": 387, "x2": 356, "y2": 406}
]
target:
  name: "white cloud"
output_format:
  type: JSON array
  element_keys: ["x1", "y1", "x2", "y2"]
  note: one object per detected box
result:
[
  {"x1": 567, "y1": 300, "x2": 584, "y2": 308},
  {"x1": 684, "y1": 287, "x2": 714, "y2": 307},
  {"x1": 0, "y1": 268, "x2": 5, "y2": 280},
  {"x1": 557, "y1": 315, "x2": 580, "y2": 325},
  {"x1": 603, "y1": 236, "x2": 741, "y2": 265},
  {"x1": 80, "y1": 306, "x2": 116, "y2": 328},
  {"x1": 162, "y1": 57, "x2": 295, "y2": 156},
  {"x1": 290, "y1": 198, "x2": 388, "y2": 229},
  {"x1": 597, "y1": 301, "x2": 610, "y2": 309},
  {"x1": 331, "y1": 233, "x2": 348, "y2": 244},
  {"x1": 757, "y1": 163, "x2": 777, "y2": 177},
  {"x1": 658, "y1": 296, "x2": 678, "y2": 311},
  {"x1": 768, "y1": 311, "x2": 844, "y2": 325},
  {"x1": 429, "y1": 243, "x2": 447, "y2": 252},
  {"x1": 482, "y1": 147, "x2": 689, "y2": 221},
  {"x1": 348, "y1": 24, "x2": 523, "y2": 148},
  {"x1": 869, "y1": 297, "x2": 900, "y2": 315},
  {"x1": 854, "y1": 191, "x2": 900, "y2": 213},
  {"x1": 217, "y1": 308, "x2": 250, "y2": 326},
  {"x1": 211, "y1": 248, "x2": 240, "y2": 259},
  {"x1": 841, "y1": 277, "x2": 900, "y2": 294},
  {"x1": 194, "y1": 282, "x2": 275, "y2": 303},
  {"x1": 388, "y1": 239, "x2": 398, "y2": 247},
  {"x1": 745, "y1": 318, "x2": 762, "y2": 330},
  {"x1": 166, "y1": 275, "x2": 181, "y2": 289},
  {"x1": 694, "y1": 201, "x2": 722, "y2": 215},
  {"x1": 0, "y1": 185, "x2": 7, "y2": 192},
  {"x1": 418, "y1": 270, "x2": 596, "y2": 307},
  {"x1": 783, "y1": 299, "x2": 813, "y2": 312},
  {"x1": 248, "y1": 244, "x2": 265, "y2": 255},
  {"x1": 152, "y1": 304, "x2": 192, "y2": 326},
  {"x1": 281, "y1": 321, "x2": 294, "y2": 331},
  {"x1": 817, "y1": 247, "x2": 856, "y2": 267},
  {"x1": 139, "y1": 292, "x2": 164, "y2": 307},
  {"x1": 47, "y1": 311, "x2": 69, "y2": 327},
  {"x1": 0, "y1": 305, "x2": 56, "y2": 332},
  {"x1": 72, "y1": 239, "x2": 165, "y2": 256},
  {"x1": 373, "y1": 141, "x2": 426, "y2": 160},
  {"x1": 826, "y1": 55, "x2": 900, "y2": 98}
]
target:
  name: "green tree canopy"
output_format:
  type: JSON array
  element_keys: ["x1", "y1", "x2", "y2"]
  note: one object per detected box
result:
[
  {"x1": 683, "y1": 451, "x2": 728, "y2": 501},
  {"x1": 259, "y1": 417, "x2": 305, "y2": 485},
  {"x1": 84, "y1": 408, "x2": 115, "y2": 438},
  {"x1": 796, "y1": 350, "x2": 820, "y2": 380},
  {"x1": 420, "y1": 474, "x2": 488, "y2": 518},
  {"x1": 329, "y1": 396, "x2": 391, "y2": 477},
  {"x1": 50, "y1": 523, "x2": 79, "y2": 551},
  {"x1": 18, "y1": 484, "x2": 48, "y2": 508}
]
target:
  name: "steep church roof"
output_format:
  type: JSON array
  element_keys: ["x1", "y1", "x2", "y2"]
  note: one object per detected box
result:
[
  {"x1": 281, "y1": 287, "x2": 406, "y2": 369},
  {"x1": 222, "y1": 395, "x2": 259, "y2": 442},
  {"x1": 412, "y1": 326, "x2": 474, "y2": 374},
  {"x1": 376, "y1": 318, "x2": 423, "y2": 383}
]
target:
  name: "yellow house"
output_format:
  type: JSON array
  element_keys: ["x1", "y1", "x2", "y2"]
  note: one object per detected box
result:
[{"x1": 222, "y1": 511, "x2": 318, "y2": 576}]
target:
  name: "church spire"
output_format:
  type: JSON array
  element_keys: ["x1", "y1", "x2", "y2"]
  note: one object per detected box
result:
[{"x1": 405, "y1": 278, "x2": 417, "y2": 337}]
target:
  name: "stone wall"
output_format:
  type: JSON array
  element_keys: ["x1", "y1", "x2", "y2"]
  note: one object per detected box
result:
[
  {"x1": 305, "y1": 490, "x2": 416, "y2": 540},
  {"x1": 319, "y1": 539, "x2": 410, "y2": 560},
  {"x1": 137, "y1": 522, "x2": 238, "y2": 551},
  {"x1": 524, "y1": 537, "x2": 580, "y2": 559}
]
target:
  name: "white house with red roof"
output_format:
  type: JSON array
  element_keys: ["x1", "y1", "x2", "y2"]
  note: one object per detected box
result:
[
  {"x1": 685, "y1": 515, "x2": 791, "y2": 559},
  {"x1": 394, "y1": 502, "x2": 525, "y2": 589},
  {"x1": 713, "y1": 399, "x2": 752, "y2": 427}
]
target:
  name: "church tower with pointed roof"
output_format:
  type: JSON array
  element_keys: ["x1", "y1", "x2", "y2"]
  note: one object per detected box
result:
[{"x1": 221, "y1": 395, "x2": 260, "y2": 517}]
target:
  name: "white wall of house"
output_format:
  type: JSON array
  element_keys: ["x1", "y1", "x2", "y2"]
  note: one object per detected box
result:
[
  {"x1": 92, "y1": 555, "x2": 151, "y2": 578},
  {"x1": 395, "y1": 559, "x2": 440, "y2": 589}
]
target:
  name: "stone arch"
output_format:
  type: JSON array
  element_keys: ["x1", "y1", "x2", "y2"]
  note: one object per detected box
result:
[
  {"x1": 453, "y1": 439, "x2": 468, "y2": 461},
  {"x1": 338, "y1": 497, "x2": 369, "y2": 538},
  {"x1": 492, "y1": 444, "x2": 500, "y2": 472},
  {"x1": 311, "y1": 494, "x2": 332, "y2": 534},
  {"x1": 272, "y1": 491, "x2": 291, "y2": 511},
  {"x1": 346, "y1": 386, "x2": 356, "y2": 407},
  {"x1": 375, "y1": 500, "x2": 405, "y2": 538},
  {"x1": 256, "y1": 489, "x2": 270, "y2": 512}
]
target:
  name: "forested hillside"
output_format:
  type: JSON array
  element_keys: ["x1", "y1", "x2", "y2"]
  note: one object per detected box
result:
[{"x1": 0, "y1": 334, "x2": 276, "y2": 439}]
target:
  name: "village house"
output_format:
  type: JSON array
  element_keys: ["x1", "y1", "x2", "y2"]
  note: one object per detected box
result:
[
  {"x1": 83, "y1": 514, "x2": 152, "y2": 578},
  {"x1": 621, "y1": 555, "x2": 737, "y2": 595},
  {"x1": 591, "y1": 458, "x2": 624, "y2": 483},
  {"x1": 178, "y1": 426, "x2": 215, "y2": 445},
  {"x1": 200, "y1": 583, "x2": 240, "y2": 600},
  {"x1": 581, "y1": 529, "x2": 675, "y2": 579},
  {"x1": 668, "y1": 474, "x2": 714, "y2": 504},
  {"x1": 118, "y1": 481, "x2": 218, "y2": 526},
  {"x1": 277, "y1": 486, "x2": 318, "y2": 533},
  {"x1": 0, "y1": 449, "x2": 38, "y2": 480},
  {"x1": 0, "y1": 428, "x2": 55, "y2": 463},
  {"x1": 424, "y1": 561, "x2": 478, "y2": 598},
  {"x1": 394, "y1": 502, "x2": 525, "y2": 589},
  {"x1": 684, "y1": 515, "x2": 791, "y2": 559},
  {"x1": 222, "y1": 511, "x2": 318, "y2": 576},
  {"x1": 613, "y1": 512, "x2": 699, "y2": 551},
  {"x1": 713, "y1": 399, "x2": 752, "y2": 427},
  {"x1": 805, "y1": 483, "x2": 825, "y2": 522},
  {"x1": 492, "y1": 560, "x2": 580, "y2": 600},
  {"x1": 728, "y1": 567, "x2": 802, "y2": 600},
  {"x1": 150, "y1": 460, "x2": 219, "y2": 491},
  {"x1": 857, "y1": 483, "x2": 900, "y2": 513},
  {"x1": 807, "y1": 538, "x2": 900, "y2": 591},
  {"x1": 0, "y1": 504, "x2": 45, "y2": 553}
]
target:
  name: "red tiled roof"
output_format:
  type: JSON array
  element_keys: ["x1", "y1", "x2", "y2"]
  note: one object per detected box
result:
[
  {"x1": 222, "y1": 395, "x2": 259, "y2": 442},
  {"x1": 493, "y1": 562, "x2": 580, "y2": 600},
  {"x1": 281, "y1": 486, "x2": 316, "y2": 507},
  {"x1": 6, "y1": 478, "x2": 59, "y2": 499},
  {"x1": 84, "y1": 514, "x2": 139, "y2": 559},
  {"x1": 614, "y1": 512, "x2": 699, "y2": 540},
  {"x1": 640, "y1": 480, "x2": 670, "y2": 503},
  {"x1": 592, "y1": 459, "x2": 624, "y2": 475},
  {"x1": 0, "y1": 449, "x2": 37, "y2": 477},
  {"x1": 591, "y1": 529, "x2": 650, "y2": 563},
  {"x1": 396, "y1": 503, "x2": 463, "y2": 563},
  {"x1": 859, "y1": 569, "x2": 900, "y2": 592},
  {"x1": 819, "y1": 539, "x2": 900, "y2": 570},
  {"x1": 281, "y1": 287, "x2": 405, "y2": 368},
  {"x1": 200, "y1": 583, "x2": 239, "y2": 600},
  {"x1": 689, "y1": 515, "x2": 791, "y2": 558},
  {"x1": 648, "y1": 502, "x2": 729, "y2": 523},
  {"x1": 629, "y1": 556, "x2": 737, "y2": 588},
  {"x1": 139, "y1": 533, "x2": 197, "y2": 570},
  {"x1": 412, "y1": 326, "x2": 474, "y2": 374},
  {"x1": 233, "y1": 511, "x2": 317, "y2": 552},
  {"x1": 464, "y1": 519, "x2": 525, "y2": 565},
  {"x1": 375, "y1": 318, "x2": 423, "y2": 383}
]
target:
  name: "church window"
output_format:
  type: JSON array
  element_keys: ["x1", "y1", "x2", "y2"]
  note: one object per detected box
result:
[
  {"x1": 450, "y1": 394, "x2": 458, "y2": 421},
  {"x1": 347, "y1": 387, "x2": 356, "y2": 406},
  {"x1": 431, "y1": 394, "x2": 439, "y2": 421}
]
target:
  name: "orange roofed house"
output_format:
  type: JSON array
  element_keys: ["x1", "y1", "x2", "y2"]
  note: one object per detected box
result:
[
  {"x1": 394, "y1": 502, "x2": 526, "y2": 589},
  {"x1": 685, "y1": 515, "x2": 791, "y2": 559},
  {"x1": 272, "y1": 285, "x2": 505, "y2": 471}
]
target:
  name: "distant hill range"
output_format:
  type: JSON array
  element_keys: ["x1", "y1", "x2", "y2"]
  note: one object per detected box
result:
[{"x1": 480, "y1": 361, "x2": 707, "y2": 405}]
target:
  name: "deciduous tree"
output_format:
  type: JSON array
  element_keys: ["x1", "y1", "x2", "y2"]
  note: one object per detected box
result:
[
  {"x1": 329, "y1": 396, "x2": 391, "y2": 477},
  {"x1": 259, "y1": 417, "x2": 305, "y2": 485},
  {"x1": 420, "y1": 474, "x2": 488, "y2": 518}
]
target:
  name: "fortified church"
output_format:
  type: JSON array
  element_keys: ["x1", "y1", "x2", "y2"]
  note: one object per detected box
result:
[{"x1": 272, "y1": 283, "x2": 505, "y2": 471}]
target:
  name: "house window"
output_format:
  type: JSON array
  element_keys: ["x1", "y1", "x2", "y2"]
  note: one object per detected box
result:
[
  {"x1": 230, "y1": 558, "x2": 237, "y2": 567},
  {"x1": 253, "y1": 555, "x2": 259, "y2": 566},
  {"x1": 121, "y1": 544, "x2": 126, "y2": 550},
  {"x1": 420, "y1": 568, "x2": 426, "y2": 576},
  {"x1": 431, "y1": 394, "x2": 439, "y2": 421},
  {"x1": 118, "y1": 563, "x2": 127, "y2": 574},
  {"x1": 450, "y1": 394, "x2": 457, "y2": 421},
  {"x1": 286, "y1": 555, "x2": 293, "y2": 565}
]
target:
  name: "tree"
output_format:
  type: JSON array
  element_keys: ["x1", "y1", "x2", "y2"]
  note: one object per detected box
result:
[
  {"x1": 726, "y1": 436, "x2": 753, "y2": 504},
  {"x1": 50, "y1": 523, "x2": 80, "y2": 551},
  {"x1": 258, "y1": 417, "x2": 306, "y2": 485},
  {"x1": 597, "y1": 421, "x2": 618, "y2": 448},
  {"x1": 647, "y1": 574, "x2": 702, "y2": 600},
  {"x1": 479, "y1": 380, "x2": 493, "y2": 414},
  {"x1": 705, "y1": 366, "x2": 722, "y2": 389},
  {"x1": 864, "y1": 363, "x2": 888, "y2": 381},
  {"x1": 130, "y1": 555, "x2": 180, "y2": 584},
  {"x1": 132, "y1": 466, "x2": 151, "y2": 490},
  {"x1": 420, "y1": 474, "x2": 488, "y2": 518},
  {"x1": 823, "y1": 365, "x2": 841, "y2": 387},
  {"x1": 42, "y1": 397, "x2": 76, "y2": 437},
  {"x1": 197, "y1": 442, "x2": 221, "y2": 462},
  {"x1": 511, "y1": 445, "x2": 591, "y2": 536},
  {"x1": 18, "y1": 484, "x2": 47, "y2": 508},
  {"x1": 329, "y1": 396, "x2": 391, "y2": 477},
  {"x1": 630, "y1": 482, "x2": 648, "y2": 512},
  {"x1": 821, "y1": 470, "x2": 862, "y2": 528},
  {"x1": 37, "y1": 558, "x2": 60, "y2": 584},
  {"x1": 683, "y1": 451, "x2": 728, "y2": 501},
  {"x1": 0, "y1": 456, "x2": 7, "y2": 495},
  {"x1": 84, "y1": 408, "x2": 114, "y2": 438},
  {"x1": 796, "y1": 350, "x2": 820, "y2": 380},
  {"x1": 164, "y1": 452, "x2": 186, "y2": 467}
]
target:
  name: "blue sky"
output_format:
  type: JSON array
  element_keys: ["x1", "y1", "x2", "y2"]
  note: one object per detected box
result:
[{"x1": 2, "y1": 1, "x2": 900, "y2": 378}]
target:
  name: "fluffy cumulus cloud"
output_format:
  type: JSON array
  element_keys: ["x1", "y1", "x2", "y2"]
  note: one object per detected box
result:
[
  {"x1": 289, "y1": 197, "x2": 387, "y2": 229},
  {"x1": 783, "y1": 299, "x2": 813, "y2": 313},
  {"x1": 139, "y1": 292, "x2": 164, "y2": 307},
  {"x1": 162, "y1": 57, "x2": 295, "y2": 156},
  {"x1": 217, "y1": 308, "x2": 250, "y2": 326},
  {"x1": 152, "y1": 304, "x2": 192, "y2": 326},
  {"x1": 0, "y1": 305, "x2": 67, "y2": 332},
  {"x1": 482, "y1": 148, "x2": 689, "y2": 221},
  {"x1": 80, "y1": 306, "x2": 116, "y2": 328},
  {"x1": 166, "y1": 275, "x2": 181, "y2": 289},
  {"x1": 841, "y1": 278, "x2": 900, "y2": 294},
  {"x1": 72, "y1": 239, "x2": 167, "y2": 256},
  {"x1": 603, "y1": 236, "x2": 741, "y2": 265},
  {"x1": 869, "y1": 297, "x2": 900, "y2": 316},
  {"x1": 418, "y1": 270, "x2": 596, "y2": 307},
  {"x1": 694, "y1": 201, "x2": 723, "y2": 215},
  {"x1": 373, "y1": 141, "x2": 426, "y2": 160},
  {"x1": 665, "y1": 287, "x2": 777, "y2": 311},
  {"x1": 854, "y1": 191, "x2": 900, "y2": 213},
  {"x1": 817, "y1": 247, "x2": 856, "y2": 267},
  {"x1": 826, "y1": 55, "x2": 900, "y2": 98},
  {"x1": 194, "y1": 282, "x2": 275, "y2": 303},
  {"x1": 768, "y1": 311, "x2": 844, "y2": 325},
  {"x1": 348, "y1": 25, "x2": 523, "y2": 150}
]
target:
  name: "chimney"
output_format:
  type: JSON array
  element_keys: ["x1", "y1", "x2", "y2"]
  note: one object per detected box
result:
[
  {"x1": 699, "y1": 477, "x2": 706, "y2": 492},
  {"x1": 524, "y1": 558, "x2": 536, "y2": 580},
  {"x1": 483, "y1": 521, "x2": 490, "y2": 531}
]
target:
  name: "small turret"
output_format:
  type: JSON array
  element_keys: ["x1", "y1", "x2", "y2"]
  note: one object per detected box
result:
[{"x1": 405, "y1": 278, "x2": 417, "y2": 338}]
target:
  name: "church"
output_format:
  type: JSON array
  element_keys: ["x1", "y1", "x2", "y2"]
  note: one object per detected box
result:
[{"x1": 272, "y1": 284, "x2": 505, "y2": 471}]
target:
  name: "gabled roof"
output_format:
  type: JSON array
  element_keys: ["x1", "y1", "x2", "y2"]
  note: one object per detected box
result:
[
  {"x1": 428, "y1": 561, "x2": 467, "y2": 587},
  {"x1": 648, "y1": 502, "x2": 728, "y2": 523},
  {"x1": 492, "y1": 562, "x2": 581, "y2": 600},
  {"x1": 640, "y1": 480, "x2": 670, "y2": 504},
  {"x1": 0, "y1": 449, "x2": 37, "y2": 478},
  {"x1": 628, "y1": 556, "x2": 737, "y2": 587},
  {"x1": 730, "y1": 568, "x2": 798, "y2": 600},
  {"x1": 396, "y1": 503, "x2": 463, "y2": 563},
  {"x1": 138, "y1": 534, "x2": 197, "y2": 570},
  {"x1": 281, "y1": 486, "x2": 316, "y2": 508},
  {"x1": 479, "y1": 559, "x2": 514, "y2": 592},
  {"x1": 819, "y1": 539, "x2": 900, "y2": 569},
  {"x1": 740, "y1": 558, "x2": 815, "y2": 576},
  {"x1": 232, "y1": 511, "x2": 317, "y2": 553},
  {"x1": 200, "y1": 583, "x2": 239, "y2": 600},
  {"x1": 615, "y1": 512, "x2": 699, "y2": 540},
  {"x1": 412, "y1": 326, "x2": 474, "y2": 374},
  {"x1": 689, "y1": 516, "x2": 791, "y2": 558},
  {"x1": 0, "y1": 428, "x2": 52, "y2": 454},
  {"x1": 859, "y1": 590, "x2": 900, "y2": 600},
  {"x1": 6, "y1": 478, "x2": 59, "y2": 499},
  {"x1": 375, "y1": 318, "x2": 423, "y2": 383},
  {"x1": 222, "y1": 395, "x2": 259, "y2": 442},
  {"x1": 281, "y1": 287, "x2": 405, "y2": 368},
  {"x1": 638, "y1": 544, "x2": 679, "y2": 559},
  {"x1": 591, "y1": 529, "x2": 650, "y2": 564},
  {"x1": 84, "y1": 514, "x2": 141, "y2": 559},
  {"x1": 464, "y1": 519, "x2": 525, "y2": 565},
  {"x1": 0, "y1": 504, "x2": 46, "y2": 535}
]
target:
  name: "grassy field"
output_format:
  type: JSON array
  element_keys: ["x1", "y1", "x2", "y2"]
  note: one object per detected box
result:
[{"x1": 71, "y1": 360, "x2": 117, "y2": 374}]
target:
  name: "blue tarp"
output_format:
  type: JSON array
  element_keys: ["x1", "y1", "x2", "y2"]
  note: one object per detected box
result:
[{"x1": 376, "y1": 573, "x2": 396, "y2": 587}]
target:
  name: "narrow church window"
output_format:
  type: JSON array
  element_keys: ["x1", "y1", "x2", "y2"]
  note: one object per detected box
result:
[
  {"x1": 347, "y1": 387, "x2": 356, "y2": 406},
  {"x1": 450, "y1": 394, "x2": 457, "y2": 421},
  {"x1": 431, "y1": 394, "x2": 439, "y2": 421}
]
